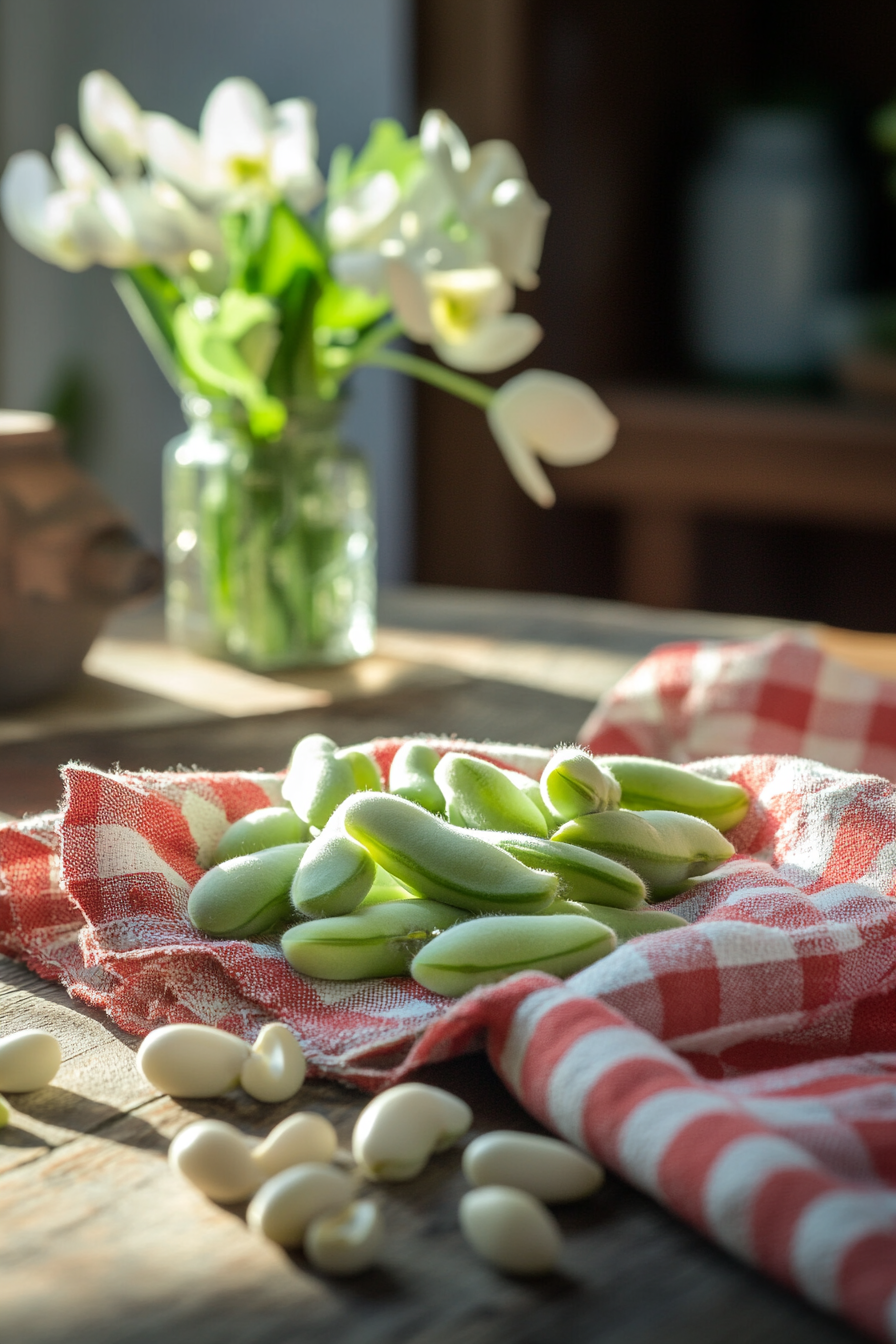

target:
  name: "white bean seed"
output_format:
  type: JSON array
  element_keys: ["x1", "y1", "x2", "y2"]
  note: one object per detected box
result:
[
  {"x1": 136, "y1": 1024, "x2": 250, "y2": 1097},
  {"x1": 240, "y1": 1023, "x2": 306, "y2": 1103},
  {"x1": 169, "y1": 1119, "x2": 262, "y2": 1203},
  {"x1": 462, "y1": 1131, "x2": 604, "y2": 1203},
  {"x1": 0, "y1": 1029, "x2": 61, "y2": 1092},
  {"x1": 247, "y1": 1164, "x2": 354, "y2": 1247},
  {"x1": 304, "y1": 1199, "x2": 385, "y2": 1276},
  {"x1": 352, "y1": 1083, "x2": 473, "y2": 1182},
  {"x1": 251, "y1": 1112, "x2": 338, "y2": 1178},
  {"x1": 459, "y1": 1186, "x2": 563, "y2": 1275}
]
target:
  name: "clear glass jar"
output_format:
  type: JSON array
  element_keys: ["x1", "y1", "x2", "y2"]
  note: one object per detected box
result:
[{"x1": 163, "y1": 394, "x2": 376, "y2": 669}]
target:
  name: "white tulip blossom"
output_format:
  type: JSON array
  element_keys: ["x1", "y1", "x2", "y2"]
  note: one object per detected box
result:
[
  {"x1": 144, "y1": 77, "x2": 324, "y2": 214},
  {"x1": 486, "y1": 371, "x2": 619, "y2": 507},
  {"x1": 79, "y1": 70, "x2": 145, "y2": 175},
  {"x1": 386, "y1": 259, "x2": 542, "y2": 373}
]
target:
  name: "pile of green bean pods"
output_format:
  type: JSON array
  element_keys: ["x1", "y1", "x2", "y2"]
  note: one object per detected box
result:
[{"x1": 187, "y1": 737, "x2": 749, "y2": 996}]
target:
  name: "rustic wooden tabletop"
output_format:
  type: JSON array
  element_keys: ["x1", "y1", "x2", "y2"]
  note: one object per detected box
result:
[{"x1": 0, "y1": 588, "x2": 864, "y2": 1344}]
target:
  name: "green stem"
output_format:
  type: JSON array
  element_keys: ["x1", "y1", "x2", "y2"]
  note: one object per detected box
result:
[
  {"x1": 341, "y1": 316, "x2": 404, "y2": 371},
  {"x1": 363, "y1": 347, "x2": 495, "y2": 409}
]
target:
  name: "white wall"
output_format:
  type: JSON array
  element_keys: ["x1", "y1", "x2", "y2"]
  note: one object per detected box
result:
[{"x1": 0, "y1": 0, "x2": 415, "y2": 582}]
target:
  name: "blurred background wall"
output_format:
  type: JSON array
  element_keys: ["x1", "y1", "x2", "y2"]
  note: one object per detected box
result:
[{"x1": 0, "y1": 0, "x2": 414, "y2": 583}]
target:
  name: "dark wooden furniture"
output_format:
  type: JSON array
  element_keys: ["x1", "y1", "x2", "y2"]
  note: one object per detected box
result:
[{"x1": 0, "y1": 589, "x2": 862, "y2": 1344}]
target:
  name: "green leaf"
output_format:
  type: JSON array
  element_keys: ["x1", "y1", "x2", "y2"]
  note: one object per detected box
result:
[
  {"x1": 114, "y1": 268, "x2": 185, "y2": 392},
  {"x1": 347, "y1": 119, "x2": 422, "y2": 191},
  {"x1": 257, "y1": 204, "x2": 324, "y2": 296},
  {"x1": 328, "y1": 144, "x2": 353, "y2": 200},
  {"x1": 315, "y1": 281, "x2": 390, "y2": 337}
]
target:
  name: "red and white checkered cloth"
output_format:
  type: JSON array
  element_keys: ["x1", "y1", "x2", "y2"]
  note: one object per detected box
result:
[
  {"x1": 580, "y1": 628, "x2": 896, "y2": 780},
  {"x1": 1, "y1": 635, "x2": 896, "y2": 1337}
]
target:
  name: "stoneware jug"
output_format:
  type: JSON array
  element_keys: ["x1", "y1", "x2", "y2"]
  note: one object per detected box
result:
[{"x1": 0, "y1": 410, "x2": 161, "y2": 709}]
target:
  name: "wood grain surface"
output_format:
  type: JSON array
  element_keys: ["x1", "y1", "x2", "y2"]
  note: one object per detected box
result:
[{"x1": 0, "y1": 590, "x2": 865, "y2": 1343}]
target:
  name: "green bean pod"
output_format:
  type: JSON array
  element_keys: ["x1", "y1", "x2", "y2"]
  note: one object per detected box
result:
[
  {"x1": 434, "y1": 753, "x2": 548, "y2": 838},
  {"x1": 540, "y1": 748, "x2": 621, "y2": 821},
  {"x1": 281, "y1": 899, "x2": 469, "y2": 980},
  {"x1": 282, "y1": 734, "x2": 356, "y2": 830},
  {"x1": 359, "y1": 866, "x2": 420, "y2": 906},
  {"x1": 410, "y1": 914, "x2": 616, "y2": 997},
  {"x1": 188, "y1": 843, "x2": 308, "y2": 938},
  {"x1": 341, "y1": 792, "x2": 558, "y2": 914},
  {"x1": 478, "y1": 832, "x2": 646, "y2": 909},
  {"x1": 552, "y1": 809, "x2": 734, "y2": 899},
  {"x1": 212, "y1": 807, "x2": 310, "y2": 865},
  {"x1": 388, "y1": 743, "x2": 446, "y2": 815},
  {"x1": 501, "y1": 770, "x2": 554, "y2": 825},
  {"x1": 541, "y1": 899, "x2": 688, "y2": 942},
  {"x1": 336, "y1": 748, "x2": 383, "y2": 793},
  {"x1": 601, "y1": 756, "x2": 749, "y2": 832},
  {"x1": 291, "y1": 833, "x2": 376, "y2": 918}
]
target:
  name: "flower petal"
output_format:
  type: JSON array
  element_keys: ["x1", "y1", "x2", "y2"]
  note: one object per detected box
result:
[
  {"x1": 0, "y1": 151, "x2": 93, "y2": 270},
  {"x1": 490, "y1": 370, "x2": 618, "y2": 466},
  {"x1": 385, "y1": 259, "x2": 436, "y2": 341},
  {"x1": 270, "y1": 99, "x2": 324, "y2": 212},
  {"x1": 420, "y1": 109, "x2": 471, "y2": 177},
  {"x1": 478, "y1": 179, "x2": 550, "y2": 289},
  {"x1": 51, "y1": 126, "x2": 110, "y2": 191},
  {"x1": 144, "y1": 113, "x2": 224, "y2": 206},
  {"x1": 434, "y1": 312, "x2": 542, "y2": 372},
  {"x1": 200, "y1": 76, "x2": 270, "y2": 167},
  {"x1": 117, "y1": 180, "x2": 221, "y2": 266},
  {"x1": 79, "y1": 70, "x2": 144, "y2": 174},
  {"x1": 463, "y1": 140, "x2": 527, "y2": 211},
  {"x1": 485, "y1": 401, "x2": 556, "y2": 507},
  {"x1": 327, "y1": 171, "x2": 402, "y2": 250}
]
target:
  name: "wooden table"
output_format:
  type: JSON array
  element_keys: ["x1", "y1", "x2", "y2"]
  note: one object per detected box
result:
[{"x1": 0, "y1": 587, "x2": 864, "y2": 1344}]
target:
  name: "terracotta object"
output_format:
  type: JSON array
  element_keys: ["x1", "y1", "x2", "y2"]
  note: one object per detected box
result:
[{"x1": 0, "y1": 410, "x2": 161, "y2": 709}]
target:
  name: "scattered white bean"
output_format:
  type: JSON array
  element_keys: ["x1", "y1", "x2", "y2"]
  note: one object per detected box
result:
[
  {"x1": 247, "y1": 1163, "x2": 354, "y2": 1247},
  {"x1": 352, "y1": 1083, "x2": 473, "y2": 1182},
  {"x1": 0, "y1": 1029, "x2": 61, "y2": 1092},
  {"x1": 462, "y1": 1131, "x2": 604, "y2": 1203},
  {"x1": 136, "y1": 1024, "x2": 250, "y2": 1098},
  {"x1": 459, "y1": 1186, "x2": 563, "y2": 1275},
  {"x1": 240, "y1": 1023, "x2": 306, "y2": 1103},
  {"x1": 304, "y1": 1199, "x2": 385, "y2": 1276},
  {"x1": 169, "y1": 1119, "x2": 262, "y2": 1203},
  {"x1": 251, "y1": 1112, "x2": 338, "y2": 1179}
]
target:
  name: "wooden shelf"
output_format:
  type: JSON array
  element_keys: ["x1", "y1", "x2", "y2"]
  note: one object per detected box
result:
[{"x1": 550, "y1": 386, "x2": 896, "y2": 609}]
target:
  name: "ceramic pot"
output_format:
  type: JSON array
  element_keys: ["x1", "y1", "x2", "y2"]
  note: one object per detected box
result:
[{"x1": 0, "y1": 410, "x2": 161, "y2": 709}]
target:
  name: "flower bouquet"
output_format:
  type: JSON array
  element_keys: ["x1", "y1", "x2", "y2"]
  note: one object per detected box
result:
[{"x1": 1, "y1": 72, "x2": 617, "y2": 667}]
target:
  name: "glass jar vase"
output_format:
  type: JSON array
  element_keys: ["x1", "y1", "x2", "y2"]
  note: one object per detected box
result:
[{"x1": 163, "y1": 394, "x2": 376, "y2": 670}]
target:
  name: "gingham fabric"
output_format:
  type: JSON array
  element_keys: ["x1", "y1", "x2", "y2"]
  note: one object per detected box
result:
[
  {"x1": 580, "y1": 629, "x2": 896, "y2": 781},
  {"x1": 1, "y1": 727, "x2": 896, "y2": 1335}
]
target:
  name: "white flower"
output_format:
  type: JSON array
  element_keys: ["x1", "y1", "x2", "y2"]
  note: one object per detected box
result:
[
  {"x1": 0, "y1": 128, "x2": 145, "y2": 270},
  {"x1": 144, "y1": 77, "x2": 324, "y2": 214},
  {"x1": 420, "y1": 111, "x2": 549, "y2": 290},
  {"x1": 79, "y1": 70, "x2": 145, "y2": 174},
  {"x1": 117, "y1": 179, "x2": 223, "y2": 271},
  {"x1": 386, "y1": 259, "x2": 542, "y2": 373},
  {"x1": 486, "y1": 371, "x2": 618, "y2": 507}
]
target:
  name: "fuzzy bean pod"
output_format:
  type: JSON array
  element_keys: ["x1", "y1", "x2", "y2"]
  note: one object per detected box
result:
[
  {"x1": 188, "y1": 843, "x2": 307, "y2": 938},
  {"x1": 291, "y1": 833, "x2": 376, "y2": 918},
  {"x1": 501, "y1": 770, "x2": 553, "y2": 824},
  {"x1": 281, "y1": 898, "x2": 469, "y2": 980},
  {"x1": 478, "y1": 832, "x2": 645, "y2": 908},
  {"x1": 0, "y1": 1094, "x2": 8, "y2": 1128},
  {"x1": 341, "y1": 792, "x2": 557, "y2": 914},
  {"x1": 336, "y1": 747, "x2": 383, "y2": 793},
  {"x1": 601, "y1": 756, "x2": 749, "y2": 832},
  {"x1": 212, "y1": 808, "x2": 310, "y2": 865},
  {"x1": 410, "y1": 913, "x2": 616, "y2": 997},
  {"x1": 282, "y1": 734, "x2": 357, "y2": 829},
  {"x1": 540, "y1": 747, "x2": 621, "y2": 821},
  {"x1": 435, "y1": 753, "x2": 548, "y2": 837},
  {"x1": 388, "y1": 742, "x2": 446, "y2": 815},
  {"x1": 543, "y1": 899, "x2": 688, "y2": 941},
  {"x1": 358, "y1": 866, "x2": 419, "y2": 906},
  {"x1": 552, "y1": 809, "x2": 734, "y2": 898}
]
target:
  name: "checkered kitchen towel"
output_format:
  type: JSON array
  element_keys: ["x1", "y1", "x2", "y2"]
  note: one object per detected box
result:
[{"x1": 1, "y1": 636, "x2": 896, "y2": 1336}]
